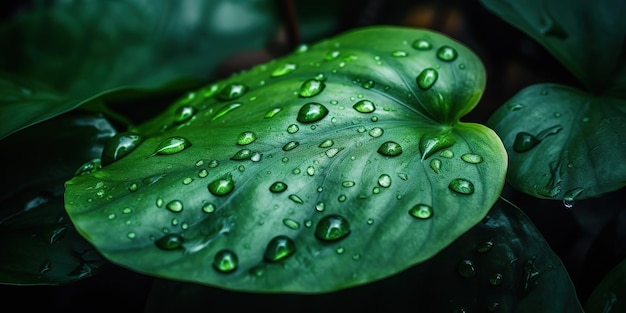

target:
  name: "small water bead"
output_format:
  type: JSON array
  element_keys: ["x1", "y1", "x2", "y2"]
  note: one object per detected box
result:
[
  {"x1": 101, "y1": 132, "x2": 144, "y2": 166},
  {"x1": 236, "y1": 131, "x2": 257, "y2": 145},
  {"x1": 128, "y1": 183, "x2": 138, "y2": 192},
  {"x1": 372, "y1": 187, "x2": 381, "y2": 194},
  {"x1": 513, "y1": 132, "x2": 540, "y2": 152},
  {"x1": 202, "y1": 202, "x2": 216, "y2": 213},
  {"x1": 292, "y1": 168, "x2": 301, "y2": 174},
  {"x1": 319, "y1": 139, "x2": 334, "y2": 148},
  {"x1": 208, "y1": 173, "x2": 235, "y2": 196},
  {"x1": 208, "y1": 160, "x2": 219, "y2": 168},
  {"x1": 476, "y1": 240, "x2": 494, "y2": 253},
  {"x1": 269, "y1": 181, "x2": 288, "y2": 193},
  {"x1": 271, "y1": 63, "x2": 297, "y2": 77},
  {"x1": 217, "y1": 83, "x2": 248, "y2": 101},
  {"x1": 353, "y1": 99, "x2": 376, "y2": 113},
  {"x1": 457, "y1": 259, "x2": 476, "y2": 278},
  {"x1": 439, "y1": 149, "x2": 454, "y2": 158},
  {"x1": 282, "y1": 141, "x2": 299, "y2": 151},
  {"x1": 370, "y1": 116, "x2": 379, "y2": 122},
  {"x1": 281, "y1": 157, "x2": 289, "y2": 163},
  {"x1": 408, "y1": 204, "x2": 434, "y2": 219},
  {"x1": 419, "y1": 132, "x2": 455, "y2": 160},
  {"x1": 250, "y1": 152, "x2": 263, "y2": 162},
  {"x1": 287, "y1": 124, "x2": 299, "y2": 134},
  {"x1": 307, "y1": 166, "x2": 315, "y2": 176},
  {"x1": 490, "y1": 273, "x2": 504, "y2": 286},
  {"x1": 108, "y1": 213, "x2": 116, "y2": 220},
  {"x1": 299, "y1": 79, "x2": 326, "y2": 98},
  {"x1": 436, "y1": 46, "x2": 458, "y2": 62},
  {"x1": 288, "y1": 194, "x2": 304, "y2": 204},
  {"x1": 166, "y1": 200, "x2": 183, "y2": 213},
  {"x1": 213, "y1": 249, "x2": 238, "y2": 273},
  {"x1": 507, "y1": 102, "x2": 524, "y2": 111},
  {"x1": 377, "y1": 141, "x2": 403, "y2": 156},
  {"x1": 155, "y1": 234, "x2": 184, "y2": 250},
  {"x1": 198, "y1": 169, "x2": 208, "y2": 178},
  {"x1": 325, "y1": 147, "x2": 342, "y2": 158},
  {"x1": 283, "y1": 218, "x2": 301, "y2": 230},
  {"x1": 297, "y1": 102, "x2": 329, "y2": 123},
  {"x1": 264, "y1": 235, "x2": 296, "y2": 262},
  {"x1": 122, "y1": 207, "x2": 132, "y2": 214},
  {"x1": 429, "y1": 158, "x2": 442, "y2": 174},
  {"x1": 461, "y1": 153, "x2": 483, "y2": 164},
  {"x1": 356, "y1": 126, "x2": 367, "y2": 133},
  {"x1": 368, "y1": 127, "x2": 384, "y2": 138},
  {"x1": 315, "y1": 201, "x2": 326, "y2": 212},
  {"x1": 265, "y1": 107, "x2": 282, "y2": 118},
  {"x1": 75, "y1": 158, "x2": 102, "y2": 176},
  {"x1": 416, "y1": 68, "x2": 438, "y2": 90},
  {"x1": 315, "y1": 214, "x2": 351, "y2": 241},
  {"x1": 231, "y1": 149, "x2": 252, "y2": 160},
  {"x1": 398, "y1": 173, "x2": 408, "y2": 181},
  {"x1": 325, "y1": 50, "x2": 340, "y2": 60},
  {"x1": 342, "y1": 181, "x2": 356, "y2": 188},
  {"x1": 378, "y1": 174, "x2": 392, "y2": 188},
  {"x1": 361, "y1": 80, "x2": 375, "y2": 89},
  {"x1": 127, "y1": 232, "x2": 136, "y2": 239},
  {"x1": 412, "y1": 39, "x2": 432, "y2": 50},
  {"x1": 391, "y1": 50, "x2": 408, "y2": 57},
  {"x1": 449, "y1": 178, "x2": 475, "y2": 195},
  {"x1": 211, "y1": 103, "x2": 242, "y2": 121},
  {"x1": 173, "y1": 105, "x2": 197, "y2": 124},
  {"x1": 338, "y1": 194, "x2": 347, "y2": 202},
  {"x1": 156, "y1": 198, "x2": 164, "y2": 208},
  {"x1": 152, "y1": 136, "x2": 192, "y2": 156},
  {"x1": 182, "y1": 177, "x2": 194, "y2": 185}
]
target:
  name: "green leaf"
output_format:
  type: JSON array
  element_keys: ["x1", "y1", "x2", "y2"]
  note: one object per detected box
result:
[
  {"x1": 0, "y1": 112, "x2": 114, "y2": 285},
  {"x1": 585, "y1": 258, "x2": 626, "y2": 313},
  {"x1": 479, "y1": 0, "x2": 626, "y2": 95},
  {"x1": 64, "y1": 26, "x2": 507, "y2": 293},
  {"x1": 487, "y1": 83, "x2": 626, "y2": 200}
]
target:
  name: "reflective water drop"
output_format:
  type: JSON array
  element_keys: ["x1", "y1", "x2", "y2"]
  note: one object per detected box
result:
[
  {"x1": 208, "y1": 173, "x2": 234, "y2": 196},
  {"x1": 416, "y1": 68, "x2": 438, "y2": 90},
  {"x1": 457, "y1": 259, "x2": 476, "y2": 278},
  {"x1": 128, "y1": 183, "x2": 138, "y2": 192},
  {"x1": 353, "y1": 99, "x2": 376, "y2": 113},
  {"x1": 202, "y1": 202, "x2": 216, "y2": 213},
  {"x1": 391, "y1": 50, "x2": 408, "y2": 57},
  {"x1": 155, "y1": 234, "x2": 184, "y2": 250},
  {"x1": 237, "y1": 131, "x2": 257, "y2": 145},
  {"x1": 361, "y1": 80, "x2": 375, "y2": 89},
  {"x1": 269, "y1": 181, "x2": 288, "y2": 193},
  {"x1": 152, "y1": 137, "x2": 192, "y2": 156},
  {"x1": 490, "y1": 273, "x2": 504, "y2": 286},
  {"x1": 429, "y1": 158, "x2": 442, "y2": 174},
  {"x1": 412, "y1": 39, "x2": 432, "y2": 50},
  {"x1": 378, "y1": 174, "x2": 392, "y2": 188},
  {"x1": 208, "y1": 160, "x2": 219, "y2": 168},
  {"x1": 198, "y1": 169, "x2": 209, "y2": 178},
  {"x1": 513, "y1": 132, "x2": 540, "y2": 152},
  {"x1": 264, "y1": 235, "x2": 296, "y2": 262},
  {"x1": 319, "y1": 139, "x2": 334, "y2": 148},
  {"x1": 461, "y1": 153, "x2": 483, "y2": 164},
  {"x1": 315, "y1": 214, "x2": 351, "y2": 241},
  {"x1": 436, "y1": 46, "x2": 458, "y2": 61},
  {"x1": 231, "y1": 149, "x2": 252, "y2": 160},
  {"x1": 265, "y1": 107, "x2": 282, "y2": 118},
  {"x1": 368, "y1": 127, "x2": 384, "y2": 138},
  {"x1": 166, "y1": 200, "x2": 183, "y2": 213},
  {"x1": 271, "y1": 63, "x2": 297, "y2": 77},
  {"x1": 250, "y1": 152, "x2": 262, "y2": 162},
  {"x1": 449, "y1": 178, "x2": 474, "y2": 195},
  {"x1": 508, "y1": 103, "x2": 524, "y2": 111},
  {"x1": 213, "y1": 249, "x2": 238, "y2": 273},
  {"x1": 283, "y1": 218, "x2": 301, "y2": 230},
  {"x1": 342, "y1": 181, "x2": 356, "y2": 188},
  {"x1": 420, "y1": 131, "x2": 455, "y2": 160},
  {"x1": 476, "y1": 240, "x2": 494, "y2": 253},
  {"x1": 409, "y1": 204, "x2": 434, "y2": 219},
  {"x1": 315, "y1": 201, "x2": 325, "y2": 212},
  {"x1": 297, "y1": 102, "x2": 329, "y2": 123},
  {"x1": 488, "y1": 302, "x2": 501, "y2": 312},
  {"x1": 282, "y1": 141, "x2": 299, "y2": 151},
  {"x1": 563, "y1": 187, "x2": 584, "y2": 208},
  {"x1": 307, "y1": 166, "x2": 315, "y2": 176},
  {"x1": 156, "y1": 198, "x2": 164, "y2": 208},
  {"x1": 101, "y1": 132, "x2": 144, "y2": 166},
  {"x1": 337, "y1": 194, "x2": 347, "y2": 202},
  {"x1": 377, "y1": 141, "x2": 403, "y2": 156},
  {"x1": 75, "y1": 158, "x2": 101, "y2": 176},
  {"x1": 211, "y1": 103, "x2": 242, "y2": 121},
  {"x1": 173, "y1": 105, "x2": 197, "y2": 124},
  {"x1": 325, "y1": 50, "x2": 340, "y2": 61},
  {"x1": 289, "y1": 194, "x2": 304, "y2": 204},
  {"x1": 439, "y1": 149, "x2": 454, "y2": 158},
  {"x1": 325, "y1": 147, "x2": 342, "y2": 158},
  {"x1": 299, "y1": 79, "x2": 326, "y2": 98},
  {"x1": 217, "y1": 83, "x2": 248, "y2": 101}
]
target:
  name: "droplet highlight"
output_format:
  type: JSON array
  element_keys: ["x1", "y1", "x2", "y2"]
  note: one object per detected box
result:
[
  {"x1": 449, "y1": 178, "x2": 475, "y2": 195},
  {"x1": 297, "y1": 102, "x2": 329, "y2": 123},
  {"x1": 264, "y1": 235, "x2": 296, "y2": 262},
  {"x1": 409, "y1": 204, "x2": 434, "y2": 219},
  {"x1": 315, "y1": 214, "x2": 351, "y2": 241},
  {"x1": 299, "y1": 79, "x2": 325, "y2": 98},
  {"x1": 208, "y1": 173, "x2": 235, "y2": 196},
  {"x1": 416, "y1": 68, "x2": 438, "y2": 90},
  {"x1": 377, "y1": 141, "x2": 402, "y2": 157}
]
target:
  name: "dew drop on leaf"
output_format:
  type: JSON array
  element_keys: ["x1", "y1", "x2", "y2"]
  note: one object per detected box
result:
[
  {"x1": 269, "y1": 181, "x2": 288, "y2": 193},
  {"x1": 213, "y1": 249, "x2": 238, "y2": 273},
  {"x1": 154, "y1": 234, "x2": 184, "y2": 250},
  {"x1": 408, "y1": 204, "x2": 434, "y2": 219},
  {"x1": 416, "y1": 68, "x2": 438, "y2": 90},
  {"x1": 368, "y1": 127, "x2": 384, "y2": 138},
  {"x1": 263, "y1": 235, "x2": 296, "y2": 262},
  {"x1": 217, "y1": 83, "x2": 248, "y2": 101},
  {"x1": 457, "y1": 259, "x2": 476, "y2": 278},
  {"x1": 439, "y1": 149, "x2": 454, "y2": 158},
  {"x1": 297, "y1": 102, "x2": 329, "y2": 123},
  {"x1": 299, "y1": 79, "x2": 326, "y2": 98},
  {"x1": 75, "y1": 158, "x2": 102, "y2": 176},
  {"x1": 319, "y1": 139, "x2": 334, "y2": 148},
  {"x1": 429, "y1": 158, "x2": 442, "y2": 174},
  {"x1": 377, "y1": 141, "x2": 403, "y2": 156},
  {"x1": 271, "y1": 63, "x2": 297, "y2": 78},
  {"x1": 287, "y1": 124, "x2": 299, "y2": 134},
  {"x1": 513, "y1": 132, "x2": 540, "y2": 152},
  {"x1": 152, "y1": 136, "x2": 192, "y2": 156},
  {"x1": 166, "y1": 200, "x2": 183, "y2": 213},
  {"x1": 282, "y1": 218, "x2": 301, "y2": 230},
  {"x1": 288, "y1": 194, "x2": 304, "y2": 204},
  {"x1": 315, "y1": 214, "x2": 351, "y2": 241},
  {"x1": 230, "y1": 149, "x2": 252, "y2": 160},
  {"x1": 202, "y1": 203, "x2": 216, "y2": 213},
  {"x1": 101, "y1": 132, "x2": 144, "y2": 166},
  {"x1": 264, "y1": 107, "x2": 282, "y2": 118},
  {"x1": 419, "y1": 131, "x2": 455, "y2": 160},
  {"x1": 476, "y1": 240, "x2": 494, "y2": 253},
  {"x1": 436, "y1": 46, "x2": 458, "y2": 62},
  {"x1": 377, "y1": 174, "x2": 392, "y2": 188},
  {"x1": 361, "y1": 80, "x2": 375, "y2": 89},
  {"x1": 315, "y1": 201, "x2": 326, "y2": 212},
  {"x1": 208, "y1": 173, "x2": 234, "y2": 196},
  {"x1": 236, "y1": 131, "x2": 257, "y2": 145},
  {"x1": 353, "y1": 99, "x2": 376, "y2": 113},
  {"x1": 173, "y1": 106, "x2": 197, "y2": 124},
  {"x1": 490, "y1": 273, "x2": 504, "y2": 286},
  {"x1": 449, "y1": 178, "x2": 475, "y2": 195},
  {"x1": 128, "y1": 183, "x2": 138, "y2": 192},
  {"x1": 282, "y1": 141, "x2": 300, "y2": 151},
  {"x1": 391, "y1": 50, "x2": 408, "y2": 57},
  {"x1": 412, "y1": 39, "x2": 432, "y2": 50},
  {"x1": 461, "y1": 153, "x2": 483, "y2": 164}
]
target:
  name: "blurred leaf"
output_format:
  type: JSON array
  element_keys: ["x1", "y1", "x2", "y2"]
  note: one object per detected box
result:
[
  {"x1": 487, "y1": 83, "x2": 626, "y2": 200},
  {"x1": 585, "y1": 258, "x2": 626, "y2": 313},
  {"x1": 64, "y1": 26, "x2": 507, "y2": 293},
  {"x1": 0, "y1": 112, "x2": 115, "y2": 285}
]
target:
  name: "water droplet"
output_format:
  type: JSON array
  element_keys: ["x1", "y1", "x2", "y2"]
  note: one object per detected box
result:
[
  {"x1": 325, "y1": 147, "x2": 342, "y2": 158},
  {"x1": 436, "y1": 46, "x2": 458, "y2": 61},
  {"x1": 457, "y1": 259, "x2": 476, "y2": 278},
  {"x1": 237, "y1": 131, "x2": 257, "y2": 145},
  {"x1": 75, "y1": 158, "x2": 101, "y2": 176},
  {"x1": 288, "y1": 194, "x2": 304, "y2": 204},
  {"x1": 250, "y1": 152, "x2": 262, "y2": 162},
  {"x1": 271, "y1": 63, "x2": 297, "y2": 77},
  {"x1": 409, "y1": 204, "x2": 434, "y2": 219},
  {"x1": 315, "y1": 214, "x2": 351, "y2": 241},
  {"x1": 282, "y1": 141, "x2": 299, "y2": 151},
  {"x1": 155, "y1": 234, "x2": 184, "y2": 250},
  {"x1": 198, "y1": 169, "x2": 209, "y2": 178},
  {"x1": 563, "y1": 187, "x2": 584, "y2": 208},
  {"x1": 513, "y1": 132, "x2": 540, "y2": 152},
  {"x1": 461, "y1": 153, "x2": 483, "y2": 164},
  {"x1": 286, "y1": 124, "x2": 299, "y2": 134},
  {"x1": 182, "y1": 177, "x2": 194, "y2": 185},
  {"x1": 211, "y1": 103, "x2": 242, "y2": 121},
  {"x1": 412, "y1": 39, "x2": 432, "y2": 50},
  {"x1": 128, "y1": 183, "x2": 138, "y2": 192},
  {"x1": 127, "y1": 232, "x2": 136, "y2": 239},
  {"x1": 297, "y1": 102, "x2": 329, "y2": 123},
  {"x1": 283, "y1": 218, "x2": 301, "y2": 230},
  {"x1": 508, "y1": 102, "x2": 524, "y2": 111},
  {"x1": 213, "y1": 249, "x2": 238, "y2": 273},
  {"x1": 269, "y1": 181, "x2": 288, "y2": 193},
  {"x1": 152, "y1": 137, "x2": 192, "y2": 156},
  {"x1": 202, "y1": 202, "x2": 216, "y2": 213},
  {"x1": 173, "y1": 106, "x2": 197, "y2": 124},
  {"x1": 476, "y1": 240, "x2": 494, "y2": 253},
  {"x1": 208, "y1": 160, "x2": 219, "y2": 168},
  {"x1": 439, "y1": 149, "x2": 454, "y2": 158},
  {"x1": 208, "y1": 173, "x2": 234, "y2": 196},
  {"x1": 264, "y1": 235, "x2": 296, "y2": 262},
  {"x1": 265, "y1": 107, "x2": 282, "y2": 118},
  {"x1": 122, "y1": 207, "x2": 132, "y2": 214},
  {"x1": 391, "y1": 50, "x2": 408, "y2": 57},
  {"x1": 338, "y1": 194, "x2": 347, "y2": 202},
  {"x1": 315, "y1": 201, "x2": 326, "y2": 212},
  {"x1": 217, "y1": 83, "x2": 248, "y2": 101},
  {"x1": 429, "y1": 158, "x2": 442, "y2": 174},
  {"x1": 166, "y1": 200, "x2": 183, "y2": 213},
  {"x1": 231, "y1": 149, "x2": 252, "y2": 160},
  {"x1": 368, "y1": 127, "x2": 384, "y2": 138},
  {"x1": 377, "y1": 141, "x2": 403, "y2": 156},
  {"x1": 416, "y1": 68, "x2": 438, "y2": 90},
  {"x1": 342, "y1": 181, "x2": 356, "y2": 188},
  {"x1": 449, "y1": 178, "x2": 475, "y2": 195},
  {"x1": 419, "y1": 131, "x2": 455, "y2": 160},
  {"x1": 353, "y1": 99, "x2": 376, "y2": 113},
  {"x1": 378, "y1": 174, "x2": 392, "y2": 188},
  {"x1": 361, "y1": 80, "x2": 375, "y2": 89},
  {"x1": 306, "y1": 166, "x2": 315, "y2": 176},
  {"x1": 325, "y1": 50, "x2": 340, "y2": 60},
  {"x1": 156, "y1": 198, "x2": 164, "y2": 208},
  {"x1": 490, "y1": 273, "x2": 504, "y2": 286},
  {"x1": 319, "y1": 139, "x2": 334, "y2": 148},
  {"x1": 299, "y1": 79, "x2": 326, "y2": 98},
  {"x1": 101, "y1": 132, "x2": 144, "y2": 166}
]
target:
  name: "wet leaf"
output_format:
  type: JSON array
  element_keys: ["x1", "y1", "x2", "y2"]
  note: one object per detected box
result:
[
  {"x1": 585, "y1": 258, "x2": 626, "y2": 313},
  {"x1": 64, "y1": 26, "x2": 507, "y2": 293}
]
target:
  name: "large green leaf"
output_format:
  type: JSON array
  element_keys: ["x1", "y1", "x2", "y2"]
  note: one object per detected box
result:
[
  {"x1": 64, "y1": 26, "x2": 507, "y2": 293},
  {"x1": 487, "y1": 83, "x2": 626, "y2": 200},
  {"x1": 585, "y1": 258, "x2": 626, "y2": 313},
  {"x1": 479, "y1": 0, "x2": 626, "y2": 96},
  {"x1": 0, "y1": 0, "x2": 279, "y2": 139}
]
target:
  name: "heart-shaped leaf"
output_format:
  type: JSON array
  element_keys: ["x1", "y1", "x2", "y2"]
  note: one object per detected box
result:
[
  {"x1": 64, "y1": 26, "x2": 507, "y2": 293},
  {"x1": 487, "y1": 83, "x2": 626, "y2": 200}
]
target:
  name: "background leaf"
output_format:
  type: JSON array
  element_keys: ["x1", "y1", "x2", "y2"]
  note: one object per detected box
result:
[
  {"x1": 584, "y1": 258, "x2": 626, "y2": 313},
  {"x1": 64, "y1": 26, "x2": 507, "y2": 293}
]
